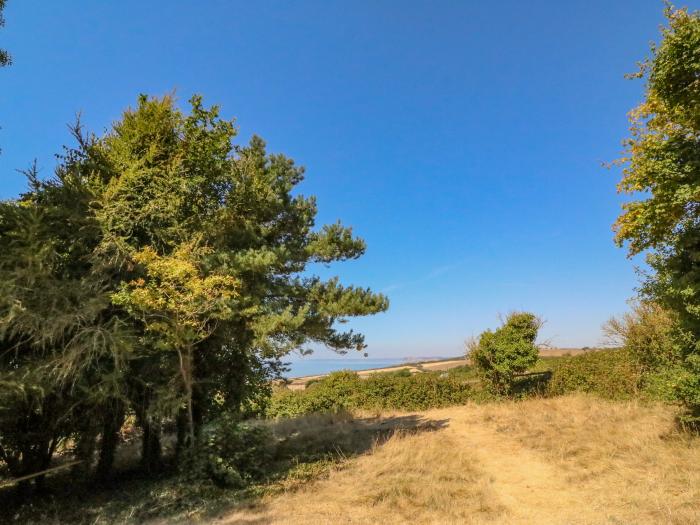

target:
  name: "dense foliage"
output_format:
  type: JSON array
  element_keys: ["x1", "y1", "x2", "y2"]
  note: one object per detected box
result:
[
  {"x1": 468, "y1": 312, "x2": 540, "y2": 395},
  {"x1": 546, "y1": 349, "x2": 641, "y2": 400},
  {"x1": 0, "y1": 95, "x2": 387, "y2": 490},
  {"x1": 603, "y1": 300, "x2": 690, "y2": 401},
  {"x1": 614, "y1": 6, "x2": 700, "y2": 423},
  {"x1": 191, "y1": 416, "x2": 274, "y2": 488},
  {"x1": 266, "y1": 370, "x2": 476, "y2": 417}
]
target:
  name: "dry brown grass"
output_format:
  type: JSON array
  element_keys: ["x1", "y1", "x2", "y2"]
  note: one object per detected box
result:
[
  {"x1": 473, "y1": 395, "x2": 700, "y2": 524},
  {"x1": 222, "y1": 395, "x2": 700, "y2": 525},
  {"x1": 225, "y1": 429, "x2": 504, "y2": 524}
]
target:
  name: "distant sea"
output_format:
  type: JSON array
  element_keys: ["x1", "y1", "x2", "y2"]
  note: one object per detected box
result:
[{"x1": 283, "y1": 358, "x2": 407, "y2": 378}]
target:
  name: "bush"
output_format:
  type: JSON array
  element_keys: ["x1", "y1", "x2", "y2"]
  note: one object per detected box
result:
[
  {"x1": 358, "y1": 373, "x2": 474, "y2": 410},
  {"x1": 547, "y1": 349, "x2": 641, "y2": 400},
  {"x1": 469, "y1": 312, "x2": 541, "y2": 395},
  {"x1": 190, "y1": 414, "x2": 275, "y2": 488},
  {"x1": 603, "y1": 300, "x2": 700, "y2": 412},
  {"x1": 603, "y1": 301, "x2": 686, "y2": 374},
  {"x1": 266, "y1": 370, "x2": 475, "y2": 418},
  {"x1": 675, "y1": 354, "x2": 700, "y2": 428}
]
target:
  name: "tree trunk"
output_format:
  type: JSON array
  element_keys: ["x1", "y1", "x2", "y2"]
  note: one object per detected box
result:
[
  {"x1": 177, "y1": 346, "x2": 196, "y2": 447},
  {"x1": 140, "y1": 417, "x2": 162, "y2": 473},
  {"x1": 95, "y1": 400, "x2": 125, "y2": 482},
  {"x1": 73, "y1": 424, "x2": 98, "y2": 479},
  {"x1": 175, "y1": 408, "x2": 189, "y2": 461}
]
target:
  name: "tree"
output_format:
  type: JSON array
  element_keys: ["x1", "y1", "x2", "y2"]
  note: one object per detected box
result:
[
  {"x1": 94, "y1": 94, "x2": 388, "y2": 452},
  {"x1": 0, "y1": 0, "x2": 10, "y2": 67},
  {"x1": 112, "y1": 243, "x2": 238, "y2": 445},
  {"x1": 0, "y1": 93, "x2": 389, "y2": 484},
  {"x1": 468, "y1": 312, "x2": 540, "y2": 395},
  {"x1": 0, "y1": 171, "x2": 128, "y2": 491},
  {"x1": 614, "y1": 5, "x2": 700, "y2": 424}
]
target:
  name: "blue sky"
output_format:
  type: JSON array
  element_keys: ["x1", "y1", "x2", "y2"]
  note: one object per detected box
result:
[{"x1": 1, "y1": 1, "x2": 689, "y2": 358}]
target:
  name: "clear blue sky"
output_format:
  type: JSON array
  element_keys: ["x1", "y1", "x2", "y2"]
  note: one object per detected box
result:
[{"x1": 1, "y1": 1, "x2": 690, "y2": 357}]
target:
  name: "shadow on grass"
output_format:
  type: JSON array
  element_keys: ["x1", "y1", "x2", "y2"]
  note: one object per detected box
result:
[
  {"x1": 512, "y1": 371, "x2": 552, "y2": 397},
  {"x1": 0, "y1": 412, "x2": 449, "y2": 525}
]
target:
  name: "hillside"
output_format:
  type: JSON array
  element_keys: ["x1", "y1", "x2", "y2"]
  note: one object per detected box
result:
[{"x1": 225, "y1": 395, "x2": 699, "y2": 525}]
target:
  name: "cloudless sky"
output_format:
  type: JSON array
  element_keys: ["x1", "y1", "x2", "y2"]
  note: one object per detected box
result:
[{"x1": 2, "y1": 1, "x2": 694, "y2": 358}]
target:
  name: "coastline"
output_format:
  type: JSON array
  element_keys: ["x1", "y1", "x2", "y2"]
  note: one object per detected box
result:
[{"x1": 283, "y1": 348, "x2": 595, "y2": 390}]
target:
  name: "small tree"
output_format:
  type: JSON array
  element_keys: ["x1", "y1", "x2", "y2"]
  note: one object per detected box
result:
[{"x1": 468, "y1": 312, "x2": 541, "y2": 395}]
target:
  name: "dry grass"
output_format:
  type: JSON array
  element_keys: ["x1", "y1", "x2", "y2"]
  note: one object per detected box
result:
[
  {"x1": 221, "y1": 395, "x2": 699, "y2": 525},
  {"x1": 225, "y1": 429, "x2": 504, "y2": 524},
  {"x1": 474, "y1": 395, "x2": 700, "y2": 524}
]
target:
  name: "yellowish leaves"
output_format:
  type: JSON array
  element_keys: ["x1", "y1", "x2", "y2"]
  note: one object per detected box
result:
[{"x1": 112, "y1": 242, "x2": 238, "y2": 346}]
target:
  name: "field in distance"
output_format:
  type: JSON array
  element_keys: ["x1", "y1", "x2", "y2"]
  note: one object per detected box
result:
[{"x1": 284, "y1": 347, "x2": 597, "y2": 390}]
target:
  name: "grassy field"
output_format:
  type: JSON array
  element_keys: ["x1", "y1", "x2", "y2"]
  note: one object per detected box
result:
[
  {"x1": 4, "y1": 393, "x2": 698, "y2": 524},
  {"x1": 227, "y1": 395, "x2": 700, "y2": 525},
  {"x1": 3, "y1": 352, "x2": 696, "y2": 524}
]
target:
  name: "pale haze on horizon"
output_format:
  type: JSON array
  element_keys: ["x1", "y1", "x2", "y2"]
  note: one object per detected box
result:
[{"x1": 2, "y1": 0, "x2": 686, "y2": 358}]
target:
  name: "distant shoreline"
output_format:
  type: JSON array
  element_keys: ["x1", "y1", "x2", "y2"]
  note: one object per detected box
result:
[
  {"x1": 283, "y1": 348, "x2": 599, "y2": 389},
  {"x1": 287, "y1": 355, "x2": 463, "y2": 381}
]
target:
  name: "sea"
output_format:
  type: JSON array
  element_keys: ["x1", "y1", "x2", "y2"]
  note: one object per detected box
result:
[{"x1": 283, "y1": 358, "x2": 407, "y2": 378}]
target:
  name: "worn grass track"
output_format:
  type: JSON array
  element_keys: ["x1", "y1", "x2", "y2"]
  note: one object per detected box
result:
[{"x1": 222, "y1": 395, "x2": 700, "y2": 525}]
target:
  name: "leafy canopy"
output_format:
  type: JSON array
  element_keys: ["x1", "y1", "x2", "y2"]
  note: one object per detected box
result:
[
  {"x1": 0, "y1": 93, "x2": 388, "y2": 483},
  {"x1": 614, "y1": 5, "x2": 700, "y2": 423},
  {"x1": 468, "y1": 312, "x2": 540, "y2": 395}
]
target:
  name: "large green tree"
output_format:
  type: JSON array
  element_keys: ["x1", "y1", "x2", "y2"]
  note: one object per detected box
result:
[
  {"x1": 614, "y1": 5, "x2": 700, "y2": 423},
  {"x1": 0, "y1": 94, "x2": 388, "y2": 485}
]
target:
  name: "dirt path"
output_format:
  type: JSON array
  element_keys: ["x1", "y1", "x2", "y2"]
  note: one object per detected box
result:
[
  {"x1": 441, "y1": 409, "x2": 593, "y2": 524},
  {"x1": 220, "y1": 404, "x2": 618, "y2": 524}
]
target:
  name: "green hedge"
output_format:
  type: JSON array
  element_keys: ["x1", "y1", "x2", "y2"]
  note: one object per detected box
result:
[
  {"x1": 267, "y1": 370, "x2": 476, "y2": 418},
  {"x1": 546, "y1": 349, "x2": 641, "y2": 400},
  {"x1": 267, "y1": 350, "x2": 654, "y2": 418}
]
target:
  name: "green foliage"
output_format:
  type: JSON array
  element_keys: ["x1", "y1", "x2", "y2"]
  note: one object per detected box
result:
[
  {"x1": 547, "y1": 349, "x2": 641, "y2": 400},
  {"x1": 614, "y1": 6, "x2": 700, "y2": 423},
  {"x1": 0, "y1": 94, "x2": 387, "y2": 488},
  {"x1": 189, "y1": 415, "x2": 274, "y2": 488},
  {"x1": 603, "y1": 300, "x2": 690, "y2": 402},
  {"x1": 266, "y1": 370, "x2": 475, "y2": 418},
  {"x1": 359, "y1": 372, "x2": 476, "y2": 409},
  {"x1": 675, "y1": 354, "x2": 700, "y2": 425},
  {"x1": 469, "y1": 312, "x2": 541, "y2": 395},
  {"x1": 603, "y1": 301, "x2": 686, "y2": 372}
]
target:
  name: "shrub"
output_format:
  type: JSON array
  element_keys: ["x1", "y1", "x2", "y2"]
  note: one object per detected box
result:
[
  {"x1": 547, "y1": 349, "x2": 641, "y2": 400},
  {"x1": 469, "y1": 312, "x2": 541, "y2": 395},
  {"x1": 675, "y1": 354, "x2": 700, "y2": 428},
  {"x1": 266, "y1": 370, "x2": 475, "y2": 418},
  {"x1": 603, "y1": 301, "x2": 685, "y2": 373},
  {"x1": 357, "y1": 373, "x2": 474, "y2": 410},
  {"x1": 603, "y1": 300, "x2": 700, "y2": 409},
  {"x1": 190, "y1": 414, "x2": 275, "y2": 488}
]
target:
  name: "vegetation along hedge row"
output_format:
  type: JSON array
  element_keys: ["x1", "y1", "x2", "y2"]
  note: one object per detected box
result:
[
  {"x1": 546, "y1": 349, "x2": 642, "y2": 400},
  {"x1": 266, "y1": 370, "x2": 476, "y2": 418}
]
